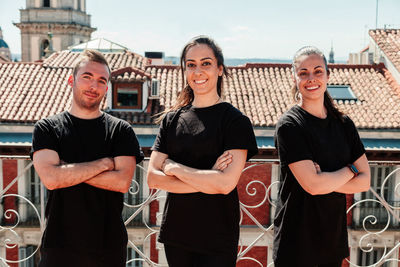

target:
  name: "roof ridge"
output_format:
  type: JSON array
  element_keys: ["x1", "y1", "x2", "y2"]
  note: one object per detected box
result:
[{"x1": 111, "y1": 66, "x2": 152, "y2": 78}]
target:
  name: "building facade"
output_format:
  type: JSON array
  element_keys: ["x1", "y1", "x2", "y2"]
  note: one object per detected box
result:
[{"x1": 14, "y1": 0, "x2": 95, "y2": 62}]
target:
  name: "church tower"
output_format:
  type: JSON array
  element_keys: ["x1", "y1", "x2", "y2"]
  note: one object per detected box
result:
[
  {"x1": 14, "y1": 0, "x2": 96, "y2": 62},
  {"x1": 0, "y1": 27, "x2": 12, "y2": 61},
  {"x1": 329, "y1": 41, "x2": 335, "y2": 64}
]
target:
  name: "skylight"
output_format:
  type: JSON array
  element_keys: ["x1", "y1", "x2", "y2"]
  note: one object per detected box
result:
[{"x1": 327, "y1": 85, "x2": 357, "y2": 101}]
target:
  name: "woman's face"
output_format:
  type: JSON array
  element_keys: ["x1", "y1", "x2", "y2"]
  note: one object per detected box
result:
[
  {"x1": 184, "y1": 44, "x2": 223, "y2": 97},
  {"x1": 293, "y1": 54, "x2": 329, "y2": 102}
]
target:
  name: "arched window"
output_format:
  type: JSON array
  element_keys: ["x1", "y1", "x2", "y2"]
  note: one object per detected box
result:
[
  {"x1": 43, "y1": 0, "x2": 50, "y2": 7},
  {"x1": 40, "y1": 39, "x2": 50, "y2": 57}
]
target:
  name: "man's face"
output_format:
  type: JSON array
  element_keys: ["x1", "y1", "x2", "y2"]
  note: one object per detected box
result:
[{"x1": 69, "y1": 60, "x2": 110, "y2": 111}]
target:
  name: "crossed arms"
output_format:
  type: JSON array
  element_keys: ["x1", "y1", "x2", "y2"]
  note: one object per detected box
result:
[
  {"x1": 147, "y1": 150, "x2": 247, "y2": 195},
  {"x1": 32, "y1": 149, "x2": 136, "y2": 193},
  {"x1": 289, "y1": 154, "x2": 371, "y2": 195}
]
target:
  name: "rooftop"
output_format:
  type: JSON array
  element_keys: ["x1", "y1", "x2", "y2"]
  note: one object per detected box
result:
[
  {"x1": 1, "y1": 51, "x2": 400, "y2": 129},
  {"x1": 369, "y1": 29, "x2": 400, "y2": 73}
]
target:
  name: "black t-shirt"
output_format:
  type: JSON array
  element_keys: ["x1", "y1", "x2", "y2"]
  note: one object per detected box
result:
[
  {"x1": 152, "y1": 102, "x2": 258, "y2": 255},
  {"x1": 31, "y1": 112, "x2": 144, "y2": 260},
  {"x1": 273, "y1": 105, "x2": 365, "y2": 266}
]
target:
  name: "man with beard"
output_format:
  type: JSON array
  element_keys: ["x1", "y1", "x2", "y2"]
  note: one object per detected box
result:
[{"x1": 31, "y1": 49, "x2": 144, "y2": 267}]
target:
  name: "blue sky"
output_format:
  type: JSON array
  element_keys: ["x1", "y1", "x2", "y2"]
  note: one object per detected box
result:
[{"x1": 1, "y1": 0, "x2": 399, "y2": 60}]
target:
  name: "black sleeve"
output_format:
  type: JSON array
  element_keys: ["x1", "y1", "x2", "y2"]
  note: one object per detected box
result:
[
  {"x1": 151, "y1": 113, "x2": 170, "y2": 154},
  {"x1": 275, "y1": 121, "x2": 313, "y2": 166},
  {"x1": 345, "y1": 117, "x2": 366, "y2": 163},
  {"x1": 113, "y1": 121, "x2": 144, "y2": 164},
  {"x1": 30, "y1": 119, "x2": 59, "y2": 160},
  {"x1": 223, "y1": 115, "x2": 258, "y2": 160}
]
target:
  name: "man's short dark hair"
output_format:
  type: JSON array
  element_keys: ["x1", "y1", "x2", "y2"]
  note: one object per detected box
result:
[{"x1": 72, "y1": 49, "x2": 111, "y2": 80}]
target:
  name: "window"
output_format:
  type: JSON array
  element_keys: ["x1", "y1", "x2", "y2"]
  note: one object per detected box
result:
[
  {"x1": 40, "y1": 39, "x2": 50, "y2": 58},
  {"x1": 113, "y1": 83, "x2": 142, "y2": 109},
  {"x1": 43, "y1": 0, "x2": 50, "y2": 7},
  {"x1": 19, "y1": 245, "x2": 39, "y2": 267},
  {"x1": 151, "y1": 79, "x2": 159, "y2": 97},
  {"x1": 122, "y1": 162, "x2": 144, "y2": 226},
  {"x1": 355, "y1": 165, "x2": 396, "y2": 228},
  {"x1": 20, "y1": 164, "x2": 47, "y2": 225},
  {"x1": 127, "y1": 246, "x2": 143, "y2": 267},
  {"x1": 327, "y1": 85, "x2": 357, "y2": 101},
  {"x1": 358, "y1": 247, "x2": 390, "y2": 267}
]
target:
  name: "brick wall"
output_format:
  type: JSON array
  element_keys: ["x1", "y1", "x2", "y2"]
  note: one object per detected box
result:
[
  {"x1": 2, "y1": 159, "x2": 18, "y2": 224},
  {"x1": 150, "y1": 234, "x2": 158, "y2": 263},
  {"x1": 237, "y1": 162, "x2": 272, "y2": 225},
  {"x1": 6, "y1": 246, "x2": 18, "y2": 267},
  {"x1": 2, "y1": 159, "x2": 19, "y2": 266},
  {"x1": 237, "y1": 246, "x2": 268, "y2": 267}
]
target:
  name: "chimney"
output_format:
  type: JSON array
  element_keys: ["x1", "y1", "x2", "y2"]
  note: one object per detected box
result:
[{"x1": 145, "y1": 51, "x2": 165, "y2": 65}]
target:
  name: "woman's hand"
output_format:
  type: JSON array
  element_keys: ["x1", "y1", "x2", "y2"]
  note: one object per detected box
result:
[
  {"x1": 314, "y1": 162, "x2": 321, "y2": 174},
  {"x1": 212, "y1": 151, "x2": 233, "y2": 171}
]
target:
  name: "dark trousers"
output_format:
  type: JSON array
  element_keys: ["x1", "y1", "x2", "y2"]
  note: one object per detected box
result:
[
  {"x1": 164, "y1": 244, "x2": 237, "y2": 267},
  {"x1": 275, "y1": 259, "x2": 343, "y2": 267},
  {"x1": 275, "y1": 260, "x2": 343, "y2": 267},
  {"x1": 38, "y1": 247, "x2": 126, "y2": 267},
  {"x1": 314, "y1": 260, "x2": 343, "y2": 267}
]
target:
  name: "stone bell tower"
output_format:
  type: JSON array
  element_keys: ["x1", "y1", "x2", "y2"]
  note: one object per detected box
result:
[{"x1": 14, "y1": 0, "x2": 96, "y2": 62}]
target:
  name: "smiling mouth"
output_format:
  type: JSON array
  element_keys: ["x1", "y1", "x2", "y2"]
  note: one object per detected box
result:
[
  {"x1": 305, "y1": 85, "x2": 319, "y2": 91},
  {"x1": 194, "y1": 79, "x2": 207, "y2": 84},
  {"x1": 84, "y1": 92, "x2": 99, "y2": 98}
]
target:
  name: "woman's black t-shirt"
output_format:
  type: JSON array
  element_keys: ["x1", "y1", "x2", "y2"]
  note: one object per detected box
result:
[
  {"x1": 273, "y1": 105, "x2": 365, "y2": 266},
  {"x1": 152, "y1": 102, "x2": 258, "y2": 255}
]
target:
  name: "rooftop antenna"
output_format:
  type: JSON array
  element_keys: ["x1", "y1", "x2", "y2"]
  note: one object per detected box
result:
[{"x1": 375, "y1": 0, "x2": 379, "y2": 29}]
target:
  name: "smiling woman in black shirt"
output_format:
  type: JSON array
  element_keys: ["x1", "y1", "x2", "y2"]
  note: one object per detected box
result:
[
  {"x1": 273, "y1": 46, "x2": 371, "y2": 267},
  {"x1": 147, "y1": 36, "x2": 258, "y2": 267}
]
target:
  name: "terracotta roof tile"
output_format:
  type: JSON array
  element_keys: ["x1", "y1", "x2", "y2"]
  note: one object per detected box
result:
[
  {"x1": 111, "y1": 67, "x2": 152, "y2": 82},
  {"x1": 43, "y1": 50, "x2": 150, "y2": 71},
  {"x1": 1, "y1": 50, "x2": 400, "y2": 129},
  {"x1": 147, "y1": 63, "x2": 400, "y2": 129},
  {"x1": 370, "y1": 29, "x2": 400, "y2": 73}
]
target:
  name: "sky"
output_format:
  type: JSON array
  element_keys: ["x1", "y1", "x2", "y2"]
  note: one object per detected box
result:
[{"x1": 1, "y1": 0, "x2": 400, "y2": 61}]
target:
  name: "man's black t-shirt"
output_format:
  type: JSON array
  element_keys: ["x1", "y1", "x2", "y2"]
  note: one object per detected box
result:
[
  {"x1": 31, "y1": 111, "x2": 144, "y2": 266},
  {"x1": 152, "y1": 102, "x2": 258, "y2": 255},
  {"x1": 273, "y1": 105, "x2": 365, "y2": 266}
]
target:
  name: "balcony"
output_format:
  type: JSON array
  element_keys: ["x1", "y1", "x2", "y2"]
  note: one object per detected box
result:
[{"x1": 0, "y1": 160, "x2": 399, "y2": 266}]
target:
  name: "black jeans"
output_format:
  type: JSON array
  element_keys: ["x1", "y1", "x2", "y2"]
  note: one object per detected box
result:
[
  {"x1": 275, "y1": 259, "x2": 343, "y2": 267},
  {"x1": 164, "y1": 244, "x2": 237, "y2": 267}
]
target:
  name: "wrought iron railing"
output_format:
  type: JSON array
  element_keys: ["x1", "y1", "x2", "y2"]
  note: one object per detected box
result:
[{"x1": 0, "y1": 160, "x2": 399, "y2": 267}]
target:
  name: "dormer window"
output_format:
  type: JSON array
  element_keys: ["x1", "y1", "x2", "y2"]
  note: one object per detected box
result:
[
  {"x1": 113, "y1": 82, "x2": 142, "y2": 109},
  {"x1": 327, "y1": 85, "x2": 357, "y2": 101}
]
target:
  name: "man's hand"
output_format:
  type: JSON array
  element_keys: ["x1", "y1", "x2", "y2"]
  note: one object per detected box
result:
[
  {"x1": 212, "y1": 151, "x2": 233, "y2": 171},
  {"x1": 99, "y1": 157, "x2": 115, "y2": 171},
  {"x1": 162, "y1": 158, "x2": 179, "y2": 176},
  {"x1": 60, "y1": 157, "x2": 115, "y2": 172},
  {"x1": 33, "y1": 149, "x2": 117, "y2": 190}
]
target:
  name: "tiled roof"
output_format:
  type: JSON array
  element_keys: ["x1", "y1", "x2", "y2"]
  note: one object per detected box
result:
[
  {"x1": 1, "y1": 48, "x2": 400, "y2": 129},
  {"x1": 111, "y1": 67, "x2": 152, "y2": 82},
  {"x1": 370, "y1": 29, "x2": 400, "y2": 73},
  {"x1": 43, "y1": 50, "x2": 150, "y2": 70},
  {"x1": 146, "y1": 63, "x2": 400, "y2": 129},
  {"x1": 0, "y1": 62, "x2": 74, "y2": 123},
  {"x1": 0, "y1": 50, "x2": 152, "y2": 123}
]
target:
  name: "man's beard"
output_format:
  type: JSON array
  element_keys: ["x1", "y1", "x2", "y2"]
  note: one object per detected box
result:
[{"x1": 74, "y1": 93, "x2": 103, "y2": 111}]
